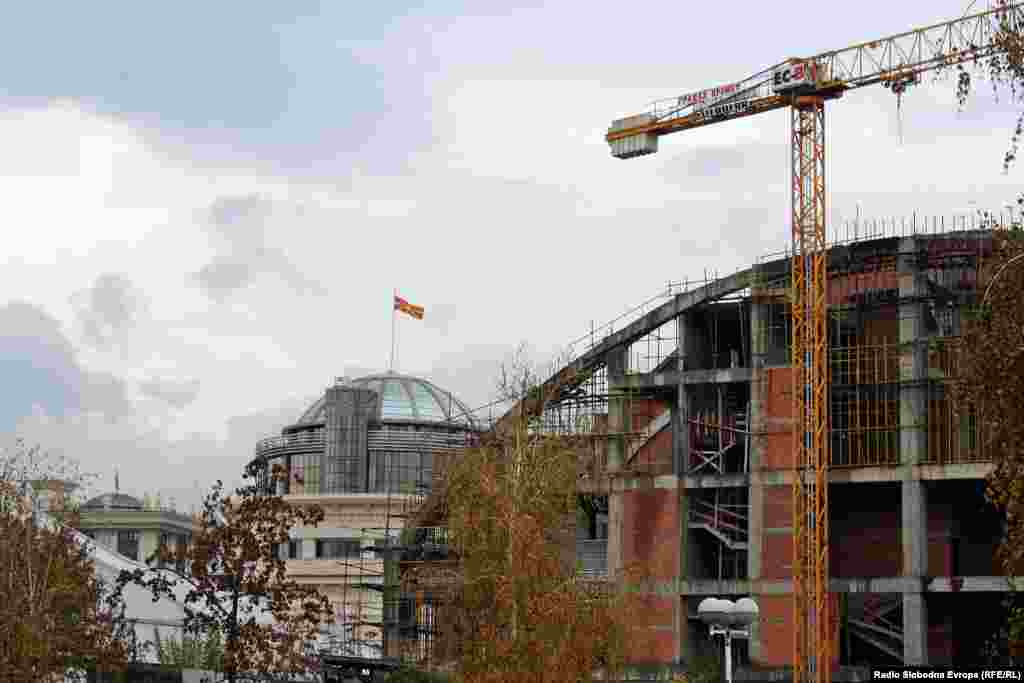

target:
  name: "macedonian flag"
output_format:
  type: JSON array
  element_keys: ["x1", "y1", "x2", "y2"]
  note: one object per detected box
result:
[{"x1": 394, "y1": 295, "x2": 424, "y2": 320}]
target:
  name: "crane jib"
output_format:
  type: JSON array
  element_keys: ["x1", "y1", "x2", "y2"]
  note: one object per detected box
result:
[{"x1": 695, "y1": 100, "x2": 753, "y2": 120}]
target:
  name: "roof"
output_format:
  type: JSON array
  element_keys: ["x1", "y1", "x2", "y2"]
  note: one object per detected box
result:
[
  {"x1": 82, "y1": 492, "x2": 144, "y2": 511},
  {"x1": 295, "y1": 372, "x2": 477, "y2": 428}
]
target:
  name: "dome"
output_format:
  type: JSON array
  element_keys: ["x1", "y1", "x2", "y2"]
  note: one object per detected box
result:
[
  {"x1": 295, "y1": 373, "x2": 476, "y2": 428},
  {"x1": 82, "y1": 492, "x2": 144, "y2": 511}
]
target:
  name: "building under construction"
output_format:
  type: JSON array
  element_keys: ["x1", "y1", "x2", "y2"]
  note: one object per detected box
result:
[
  {"x1": 545, "y1": 217, "x2": 1008, "y2": 673},
  {"x1": 253, "y1": 217, "x2": 1013, "y2": 678}
]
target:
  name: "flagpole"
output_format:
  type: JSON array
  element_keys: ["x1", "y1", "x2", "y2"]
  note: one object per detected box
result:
[{"x1": 390, "y1": 289, "x2": 397, "y2": 372}]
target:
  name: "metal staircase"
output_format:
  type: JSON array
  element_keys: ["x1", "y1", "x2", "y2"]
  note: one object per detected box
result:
[
  {"x1": 688, "y1": 497, "x2": 749, "y2": 550},
  {"x1": 846, "y1": 594, "x2": 903, "y2": 663}
]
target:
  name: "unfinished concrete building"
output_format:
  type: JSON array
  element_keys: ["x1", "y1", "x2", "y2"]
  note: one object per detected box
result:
[{"x1": 548, "y1": 221, "x2": 1008, "y2": 673}]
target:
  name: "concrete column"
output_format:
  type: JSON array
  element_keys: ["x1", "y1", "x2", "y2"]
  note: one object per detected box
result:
[
  {"x1": 674, "y1": 314, "x2": 691, "y2": 476},
  {"x1": 606, "y1": 347, "x2": 628, "y2": 580},
  {"x1": 899, "y1": 236, "x2": 929, "y2": 665},
  {"x1": 747, "y1": 293, "x2": 769, "y2": 662},
  {"x1": 324, "y1": 386, "x2": 377, "y2": 493},
  {"x1": 606, "y1": 347, "x2": 629, "y2": 473},
  {"x1": 674, "y1": 314, "x2": 693, "y2": 664},
  {"x1": 302, "y1": 539, "x2": 317, "y2": 560}
]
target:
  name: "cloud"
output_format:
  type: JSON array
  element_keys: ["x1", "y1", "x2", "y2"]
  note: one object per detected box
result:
[
  {"x1": 191, "y1": 193, "x2": 328, "y2": 301},
  {"x1": 194, "y1": 261, "x2": 256, "y2": 301},
  {"x1": 138, "y1": 377, "x2": 201, "y2": 410},
  {"x1": 0, "y1": 301, "x2": 132, "y2": 430},
  {"x1": 71, "y1": 273, "x2": 149, "y2": 349},
  {"x1": 423, "y1": 302, "x2": 458, "y2": 335}
]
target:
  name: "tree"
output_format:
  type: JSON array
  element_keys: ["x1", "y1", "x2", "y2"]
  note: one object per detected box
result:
[
  {"x1": 0, "y1": 478, "x2": 130, "y2": 681},
  {"x1": 0, "y1": 437, "x2": 96, "y2": 523},
  {"x1": 951, "y1": 225, "x2": 1024, "y2": 661},
  {"x1": 114, "y1": 464, "x2": 334, "y2": 683},
  {"x1": 938, "y1": 1, "x2": 1024, "y2": 172},
  {"x1": 401, "y1": 346, "x2": 645, "y2": 682}
]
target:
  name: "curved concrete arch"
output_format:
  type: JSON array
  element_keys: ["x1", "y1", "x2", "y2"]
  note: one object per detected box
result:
[{"x1": 495, "y1": 257, "x2": 792, "y2": 431}]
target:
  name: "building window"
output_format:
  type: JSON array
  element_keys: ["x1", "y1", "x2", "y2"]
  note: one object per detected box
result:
[
  {"x1": 290, "y1": 454, "x2": 321, "y2": 495},
  {"x1": 117, "y1": 530, "x2": 140, "y2": 561},
  {"x1": 278, "y1": 540, "x2": 302, "y2": 560},
  {"x1": 369, "y1": 451, "x2": 432, "y2": 494},
  {"x1": 315, "y1": 539, "x2": 361, "y2": 559}
]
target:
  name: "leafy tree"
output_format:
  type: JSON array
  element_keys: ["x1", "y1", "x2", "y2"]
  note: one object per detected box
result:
[
  {"x1": 0, "y1": 437, "x2": 96, "y2": 523},
  {"x1": 952, "y1": 225, "x2": 1024, "y2": 660},
  {"x1": 938, "y1": 1, "x2": 1024, "y2": 172},
  {"x1": 401, "y1": 348, "x2": 645, "y2": 682},
  {"x1": 0, "y1": 476, "x2": 129, "y2": 681},
  {"x1": 114, "y1": 464, "x2": 333, "y2": 683}
]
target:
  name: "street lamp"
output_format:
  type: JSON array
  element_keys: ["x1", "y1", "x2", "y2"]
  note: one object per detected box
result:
[{"x1": 697, "y1": 596, "x2": 759, "y2": 683}]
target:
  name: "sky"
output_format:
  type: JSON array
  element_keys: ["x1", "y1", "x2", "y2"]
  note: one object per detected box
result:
[{"x1": 1, "y1": 0, "x2": 1021, "y2": 510}]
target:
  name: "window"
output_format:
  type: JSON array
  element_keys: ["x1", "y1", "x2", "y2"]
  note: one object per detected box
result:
[
  {"x1": 290, "y1": 454, "x2": 321, "y2": 495},
  {"x1": 315, "y1": 539, "x2": 361, "y2": 559},
  {"x1": 117, "y1": 530, "x2": 140, "y2": 561},
  {"x1": 279, "y1": 540, "x2": 302, "y2": 560},
  {"x1": 369, "y1": 451, "x2": 431, "y2": 494}
]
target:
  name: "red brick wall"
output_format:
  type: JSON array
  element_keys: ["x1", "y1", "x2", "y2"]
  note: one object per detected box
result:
[
  {"x1": 762, "y1": 485, "x2": 794, "y2": 580},
  {"x1": 828, "y1": 271, "x2": 899, "y2": 306},
  {"x1": 758, "y1": 596, "x2": 791, "y2": 667},
  {"x1": 763, "y1": 368, "x2": 795, "y2": 471},
  {"x1": 622, "y1": 489, "x2": 679, "y2": 580},
  {"x1": 630, "y1": 398, "x2": 668, "y2": 433},
  {"x1": 621, "y1": 487, "x2": 680, "y2": 664},
  {"x1": 625, "y1": 594, "x2": 677, "y2": 664},
  {"x1": 755, "y1": 594, "x2": 842, "y2": 669},
  {"x1": 634, "y1": 427, "x2": 672, "y2": 469}
]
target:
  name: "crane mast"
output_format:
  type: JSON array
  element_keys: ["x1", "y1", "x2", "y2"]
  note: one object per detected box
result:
[{"x1": 606, "y1": 3, "x2": 1024, "y2": 681}]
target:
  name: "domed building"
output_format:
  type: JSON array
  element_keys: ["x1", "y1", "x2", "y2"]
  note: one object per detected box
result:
[
  {"x1": 78, "y1": 489, "x2": 196, "y2": 566},
  {"x1": 248, "y1": 372, "x2": 480, "y2": 660}
]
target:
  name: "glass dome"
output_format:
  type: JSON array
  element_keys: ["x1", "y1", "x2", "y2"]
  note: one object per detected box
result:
[{"x1": 295, "y1": 372, "x2": 476, "y2": 428}]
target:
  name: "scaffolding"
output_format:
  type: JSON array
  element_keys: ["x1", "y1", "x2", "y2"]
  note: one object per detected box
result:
[{"x1": 329, "y1": 216, "x2": 1008, "y2": 677}]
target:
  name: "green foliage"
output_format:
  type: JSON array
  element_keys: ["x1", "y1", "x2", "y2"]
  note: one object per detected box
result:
[
  {"x1": 1010, "y1": 606, "x2": 1024, "y2": 642},
  {"x1": 386, "y1": 665, "x2": 452, "y2": 683},
  {"x1": 153, "y1": 626, "x2": 225, "y2": 671},
  {"x1": 404, "y1": 354, "x2": 648, "y2": 683},
  {"x1": 677, "y1": 651, "x2": 722, "y2": 683}
]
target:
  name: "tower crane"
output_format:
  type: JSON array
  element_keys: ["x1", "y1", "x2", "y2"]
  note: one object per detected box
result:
[{"x1": 605, "y1": 3, "x2": 1024, "y2": 680}]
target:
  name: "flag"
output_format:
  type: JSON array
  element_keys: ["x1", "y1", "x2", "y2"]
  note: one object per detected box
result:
[{"x1": 394, "y1": 295, "x2": 424, "y2": 320}]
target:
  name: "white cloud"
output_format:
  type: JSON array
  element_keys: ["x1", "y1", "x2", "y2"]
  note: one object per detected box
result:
[{"x1": 3, "y1": 0, "x2": 1024, "y2": 508}]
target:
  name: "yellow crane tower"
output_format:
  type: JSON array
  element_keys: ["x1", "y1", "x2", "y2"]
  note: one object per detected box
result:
[{"x1": 605, "y1": 4, "x2": 1023, "y2": 681}]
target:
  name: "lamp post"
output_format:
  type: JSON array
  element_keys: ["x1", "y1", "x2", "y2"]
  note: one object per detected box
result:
[{"x1": 697, "y1": 597, "x2": 759, "y2": 683}]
